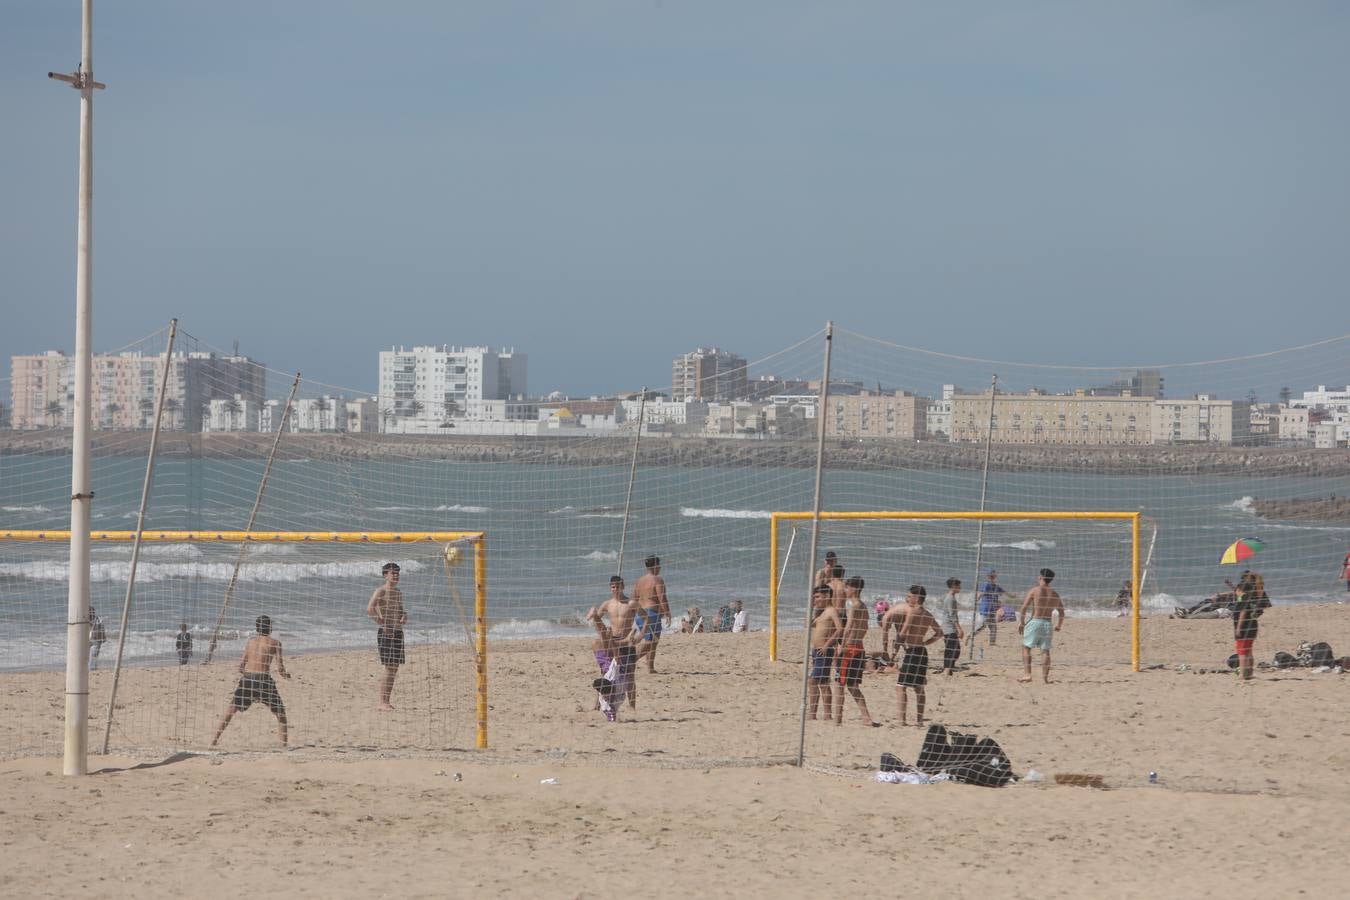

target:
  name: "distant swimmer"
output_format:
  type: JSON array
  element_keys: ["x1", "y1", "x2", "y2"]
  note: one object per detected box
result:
[
  {"x1": 367, "y1": 562, "x2": 407, "y2": 710},
  {"x1": 881, "y1": 586, "x2": 943, "y2": 727},
  {"x1": 1018, "y1": 568, "x2": 1065, "y2": 684},
  {"x1": 212, "y1": 615, "x2": 290, "y2": 748},
  {"x1": 632, "y1": 555, "x2": 671, "y2": 674}
]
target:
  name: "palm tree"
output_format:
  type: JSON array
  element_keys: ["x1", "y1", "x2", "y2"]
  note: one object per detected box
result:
[
  {"x1": 313, "y1": 397, "x2": 330, "y2": 432},
  {"x1": 45, "y1": 401, "x2": 63, "y2": 428},
  {"x1": 347, "y1": 408, "x2": 360, "y2": 433},
  {"x1": 163, "y1": 397, "x2": 181, "y2": 430},
  {"x1": 381, "y1": 407, "x2": 395, "y2": 433},
  {"x1": 409, "y1": 400, "x2": 425, "y2": 419}
]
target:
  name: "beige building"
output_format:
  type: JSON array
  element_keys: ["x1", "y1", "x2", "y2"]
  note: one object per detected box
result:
[
  {"x1": 825, "y1": 390, "x2": 928, "y2": 440},
  {"x1": 671, "y1": 348, "x2": 748, "y2": 402},
  {"x1": 1152, "y1": 395, "x2": 1250, "y2": 445},
  {"x1": 10, "y1": 351, "x2": 73, "y2": 429},
  {"x1": 950, "y1": 390, "x2": 1153, "y2": 445}
]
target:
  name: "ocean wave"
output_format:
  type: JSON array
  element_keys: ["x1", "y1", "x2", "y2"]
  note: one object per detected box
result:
[
  {"x1": 0, "y1": 557, "x2": 430, "y2": 584},
  {"x1": 583, "y1": 550, "x2": 618, "y2": 561},
  {"x1": 976, "y1": 539, "x2": 1057, "y2": 551},
  {"x1": 680, "y1": 507, "x2": 772, "y2": 520},
  {"x1": 1228, "y1": 496, "x2": 1255, "y2": 514},
  {"x1": 577, "y1": 513, "x2": 625, "y2": 519},
  {"x1": 878, "y1": 545, "x2": 924, "y2": 552},
  {"x1": 1, "y1": 505, "x2": 50, "y2": 513},
  {"x1": 434, "y1": 504, "x2": 489, "y2": 513}
]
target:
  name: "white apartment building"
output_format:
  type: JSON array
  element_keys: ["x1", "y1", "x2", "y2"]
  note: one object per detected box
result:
[
  {"x1": 1293, "y1": 385, "x2": 1350, "y2": 410},
  {"x1": 204, "y1": 395, "x2": 262, "y2": 432},
  {"x1": 926, "y1": 385, "x2": 962, "y2": 439},
  {"x1": 1276, "y1": 407, "x2": 1310, "y2": 443},
  {"x1": 619, "y1": 399, "x2": 709, "y2": 432},
  {"x1": 377, "y1": 346, "x2": 526, "y2": 431},
  {"x1": 1151, "y1": 395, "x2": 1250, "y2": 445}
]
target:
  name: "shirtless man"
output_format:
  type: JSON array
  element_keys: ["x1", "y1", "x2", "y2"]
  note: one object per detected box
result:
[
  {"x1": 367, "y1": 562, "x2": 407, "y2": 710},
  {"x1": 814, "y1": 551, "x2": 839, "y2": 589},
  {"x1": 597, "y1": 575, "x2": 638, "y2": 709},
  {"x1": 807, "y1": 585, "x2": 841, "y2": 720},
  {"x1": 212, "y1": 615, "x2": 291, "y2": 747},
  {"x1": 632, "y1": 555, "x2": 671, "y2": 674},
  {"x1": 1018, "y1": 567, "x2": 1066, "y2": 684},
  {"x1": 834, "y1": 576, "x2": 877, "y2": 727},
  {"x1": 827, "y1": 566, "x2": 848, "y2": 618},
  {"x1": 881, "y1": 585, "x2": 944, "y2": 726},
  {"x1": 585, "y1": 606, "x2": 634, "y2": 721}
]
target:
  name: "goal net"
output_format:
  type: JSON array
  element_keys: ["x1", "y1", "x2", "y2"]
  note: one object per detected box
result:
[{"x1": 0, "y1": 531, "x2": 485, "y2": 758}]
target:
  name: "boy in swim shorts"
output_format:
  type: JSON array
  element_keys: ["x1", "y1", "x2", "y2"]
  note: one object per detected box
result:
[
  {"x1": 212, "y1": 615, "x2": 291, "y2": 747},
  {"x1": 834, "y1": 576, "x2": 877, "y2": 726},
  {"x1": 807, "y1": 585, "x2": 841, "y2": 720},
  {"x1": 1018, "y1": 568, "x2": 1066, "y2": 684},
  {"x1": 881, "y1": 586, "x2": 944, "y2": 726}
]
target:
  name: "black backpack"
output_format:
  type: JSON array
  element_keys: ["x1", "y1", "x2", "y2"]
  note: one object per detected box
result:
[
  {"x1": 915, "y1": 723, "x2": 1014, "y2": 788},
  {"x1": 1297, "y1": 641, "x2": 1335, "y2": 667}
]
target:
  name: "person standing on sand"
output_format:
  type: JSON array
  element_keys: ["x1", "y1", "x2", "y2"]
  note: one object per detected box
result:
[
  {"x1": 1341, "y1": 551, "x2": 1350, "y2": 593},
  {"x1": 882, "y1": 586, "x2": 943, "y2": 727},
  {"x1": 1231, "y1": 575, "x2": 1268, "y2": 681},
  {"x1": 212, "y1": 615, "x2": 290, "y2": 747},
  {"x1": 1018, "y1": 568, "x2": 1065, "y2": 684},
  {"x1": 807, "y1": 585, "x2": 841, "y2": 721},
  {"x1": 939, "y1": 577, "x2": 965, "y2": 675},
  {"x1": 835, "y1": 576, "x2": 877, "y2": 727},
  {"x1": 176, "y1": 623, "x2": 193, "y2": 665},
  {"x1": 632, "y1": 555, "x2": 671, "y2": 674},
  {"x1": 597, "y1": 575, "x2": 639, "y2": 709},
  {"x1": 969, "y1": 570, "x2": 1006, "y2": 647},
  {"x1": 815, "y1": 551, "x2": 839, "y2": 589},
  {"x1": 88, "y1": 606, "x2": 106, "y2": 670},
  {"x1": 367, "y1": 562, "x2": 406, "y2": 710},
  {"x1": 585, "y1": 606, "x2": 634, "y2": 721}
]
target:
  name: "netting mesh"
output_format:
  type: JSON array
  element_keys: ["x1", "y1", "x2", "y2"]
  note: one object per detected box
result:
[{"x1": 2, "y1": 322, "x2": 1348, "y2": 767}]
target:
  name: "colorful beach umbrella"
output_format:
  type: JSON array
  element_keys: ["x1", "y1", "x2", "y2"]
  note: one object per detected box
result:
[{"x1": 1219, "y1": 537, "x2": 1265, "y2": 565}]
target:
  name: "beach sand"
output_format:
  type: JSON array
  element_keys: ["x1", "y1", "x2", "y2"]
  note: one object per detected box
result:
[{"x1": 3, "y1": 606, "x2": 1349, "y2": 898}]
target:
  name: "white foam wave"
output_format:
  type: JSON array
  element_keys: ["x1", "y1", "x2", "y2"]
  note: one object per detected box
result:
[
  {"x1": 1228, "y1": 496, "x2": 1255, "y2": 514},
  {"x1": 577, "y1": 513, "x2": 625, "y2": 519},
  {"x1": 976, "y1": 539, "x2": 1057, "y2": 551},
  {"x1": 434, "y1": 504, "x2": 488, "y2": 513},
  {"x1": 680, "y1": 507, "x2": 772, "y2": 520},
  {"x1": 583, "y1": 550, "x2": 618, "y2": 561},
  {"x1": 878, "y1": 545, "x2": 923, "y2": 552},
  {"x1": 0, "y1": 557, "x2": 429, "y2": 584},
  {"x1": 2, "y1": 505, "x2": 50, "y2": 513}
]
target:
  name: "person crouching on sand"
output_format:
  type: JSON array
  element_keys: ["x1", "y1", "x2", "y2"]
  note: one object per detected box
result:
[{"x1": 212, "y1": 615, "x2": 290, "y2": 748}]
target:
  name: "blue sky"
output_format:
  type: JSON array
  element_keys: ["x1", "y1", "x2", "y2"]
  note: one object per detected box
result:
[{"x1": 3, "y1": 2, "x2": 1347, "y2": 397}]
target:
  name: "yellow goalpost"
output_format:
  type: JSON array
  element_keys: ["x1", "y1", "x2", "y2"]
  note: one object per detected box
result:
[{"x1": 768, "y1": 511, "x2": 1143, "y2": 671}]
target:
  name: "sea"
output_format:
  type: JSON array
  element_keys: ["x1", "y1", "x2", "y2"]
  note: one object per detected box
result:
[{"x1": 2, "y1": 455, "x2": 1347, "y2": 671}]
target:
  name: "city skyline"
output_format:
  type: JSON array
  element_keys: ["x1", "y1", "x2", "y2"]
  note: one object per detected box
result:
[{"x1": 4, "y1": 5, "x2": 1348, "y2": 398}]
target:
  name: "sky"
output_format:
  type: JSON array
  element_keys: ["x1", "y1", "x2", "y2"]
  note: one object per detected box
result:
[{"x1": 3, "y1": 2, "x2": 1348, "y2": 398}]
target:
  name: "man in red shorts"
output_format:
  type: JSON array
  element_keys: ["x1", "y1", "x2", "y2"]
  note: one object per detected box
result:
[
  {"x1": 834, "y1": 576, "x2": 878, "y2": 727},
  {"x1": 1232, "y1": 579, "x2": 1263, "y2": 681}
]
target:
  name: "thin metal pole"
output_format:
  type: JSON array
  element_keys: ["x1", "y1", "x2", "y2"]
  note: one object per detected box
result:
[
  {"x1": 54, "y1": 0, "x2": 106, "y2": 778},
  {"x1": 203, "y1": 372, "x2": 301, "y2": 663},
  {"x1": 616, "y1": 388, "x2": 647, "y2": 579},
  {"x1": 102, "y1": 319, "x2": 177, "y2": 753},
  {"x1": 767, "y1": 522, "x2": 798, "y2": 661},
  {"x1": 796, "y1": 323, "x2": 833, "y2": 768},
  {"x1": 967, "y1": 375, "x2": 998, "y2": 653}
]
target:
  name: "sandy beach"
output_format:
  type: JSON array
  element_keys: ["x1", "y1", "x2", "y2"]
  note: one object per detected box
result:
[{"x1": 3, "y1": 607, "x2": 1349, "y2": 898}]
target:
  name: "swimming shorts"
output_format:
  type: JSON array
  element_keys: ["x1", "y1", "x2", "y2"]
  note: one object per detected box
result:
[
  {"x1": 594, "y1": 649, "x2": 614, "y2": 674},
  {"x1": 1234, "y1": 638, "x2": 1254, "y2": 655},
  {"x1": 896, "y1": 646, "x2": 929, "y2": 688},
  {"x1": 635, "y1": 608, "x2": 662, "y2": 642},
  {"x1": 232, "y1": 673, "x2": 284, "y2": 715},
  {"x1": 1022, "y1": 617, "x2": 1053, "y2": 651},
  {"x1": 837, "y1": 642, "x2": 866, "y2": 687},
  {"x1": 810, "y1": 647, "x2": 835, "y2": 684},
  {"x1": 377, "y1": 626, "x2": 406, "y2": 667}
]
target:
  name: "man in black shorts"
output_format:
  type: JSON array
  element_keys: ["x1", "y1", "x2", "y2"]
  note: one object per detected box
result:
[
  {"x1": 367, "y1": 562, "x2": 407, "y2": 710},
  {"x1": 880, "y1": 585, "x2": 944, "y2": 727},
  {"x1": 212, "y1": 615, "x2": 291, "y2": 747}
]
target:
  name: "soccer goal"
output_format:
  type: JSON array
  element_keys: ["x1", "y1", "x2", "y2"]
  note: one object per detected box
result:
[
  {"x1": 0, "y1": 530, "x2": 487, "y2": 759},
  {"x1": 769, "y1": 511, "x2": 1147, "y2": 669}
]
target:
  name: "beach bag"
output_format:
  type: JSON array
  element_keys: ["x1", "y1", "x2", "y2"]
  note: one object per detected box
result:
[
  {"x1": 1296, "y1": 641, "x2": 1335, "y2": 668},
  {"x1": 915, "y1": 724, "x2": 1014, "y2": 788},
  {"x1": 1273, "y1": 651, "x2": 1297, "y2": 669}
]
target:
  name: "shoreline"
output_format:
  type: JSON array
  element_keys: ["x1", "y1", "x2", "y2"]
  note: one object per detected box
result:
[{"x1": 4, "y1": 430, "x2": 1350, "y2": 476}]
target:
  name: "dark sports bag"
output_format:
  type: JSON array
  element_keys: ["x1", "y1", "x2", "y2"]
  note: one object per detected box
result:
[
  {"x1": 915, "y1": 723, "x2": 1014, "y2": 788},
  {"x1": 1296, "y1": 641, "x2": 1335, "y2": 668},
  {"x1": 1273, "y1": 651, "x2": 1297, "y2": 669}
]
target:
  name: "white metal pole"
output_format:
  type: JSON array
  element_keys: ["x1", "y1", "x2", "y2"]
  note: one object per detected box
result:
[
  {"x1": 796, "y1": 323, "x2": 833, "y2": 767},
  {"x1": 616, "y1": 388, "x2": 647, "y2": 580},
  {"x1": 967, "y1": 375, "x2": 998, "y2": 653},
  {"x1": 53, "y1": 0, "x2": 105, "y2": 778}
]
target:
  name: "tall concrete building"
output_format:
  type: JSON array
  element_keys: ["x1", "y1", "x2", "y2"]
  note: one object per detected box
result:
[
  {"x1": 10, "y1": 349, "x2": 263, "y2": 431},
  {"x1": 671, "y1": 347, "x2": 748, "y2": 402},
  {"x1": 377, "y1": 346, "x2": 527, "y2": 430},
  {"x1": 825, "y1": 390, "x2": 929, "y2": 440}
]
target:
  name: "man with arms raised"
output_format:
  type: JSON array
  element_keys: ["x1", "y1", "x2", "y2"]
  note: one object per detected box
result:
[
  {"x1": 881, "y1": 585, "x2": 944, "y2": 727},
  {"x1": 834, "y1": 576, "x2": 877, "y2": 727},
  {"x1": 632, "y1": 555, "x2": 672, "y2": 674},
  {"x1": 807, "y1": 585, "x2": 841, "y2": 721},
  {"x1": 1018, "y1": 568, "x2": 1065, "y2": 684},
  {"x1": 367, "y1": 562, "x2": 407, "y2": 710}
]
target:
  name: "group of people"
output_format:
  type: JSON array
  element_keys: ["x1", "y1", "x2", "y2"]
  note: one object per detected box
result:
[
  {"x1": 807, "y1": 553, "x2": 1070, "y2": 729},
  {"x1": 679, "y1": 600, "x2": 747, "y2": 634},
  {"x1": 583, "y1": 556, "x2": 672, "y2": 722},
  {"x1": 86, "y1": 608, "x2": 194, "y2": 669},
  {"x1": 212, "y1": 559, "x2": 411, "y2": 747}
]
